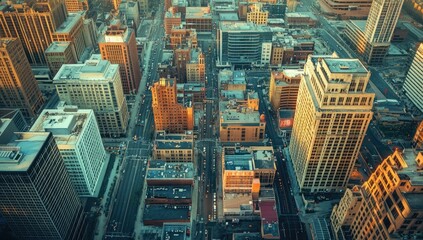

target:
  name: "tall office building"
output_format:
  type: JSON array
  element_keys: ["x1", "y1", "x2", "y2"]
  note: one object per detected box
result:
[
  {"x1": 217, "y1": 21, "x2": 272, "y2": 66},
  {"x1": 331, "y1": 148, "x2": 423, "y2": 240},
  {"x1": 45, "y1": 42, "x2": 77, "y2": 76},
  {"x1": 99, "y1": 22, "x2": 141, "y2": 94},
  {"x1": 152, "y1": 78, "x2": 194, "y2": 133},
  {"x1": 289, "y1": 55, "x2": 374, "y2": 193},
  {"x1": 30, "y1": 107, "x2": 108, "y2": 197},
  {"x1": 0, "y1": 132, "x2": 85, "y2": 240},
  {"x1": 345, "y1": 0, "x2": 404, "y2": 65},
  {"x1": 403, "y1": 43, "x2": 423, "y2": 112},
  {"x1": 54, "y1": 55, "x2": 129, "y2": 137},
  {"x1": 0, "y1": 38, "x2": 44, "y2": 118},
  {"x1": 0, "y1": 0, "x2": 67, "y2": 65},
  {"x1": 52, "y1": 11, "x2": 87, "y2": 61}
]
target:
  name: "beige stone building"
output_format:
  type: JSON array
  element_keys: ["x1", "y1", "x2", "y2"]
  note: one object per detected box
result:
[
  {"x1": 289, "y1": 54, "x2": 374, "y2": 193},
  {"x1": 246, "y1": 4, "x2": 268, "y2": 25},
  {"x1": 331, "y1": 148, "x2": 423, "y2": 239},
  {"x1": 0, "y1": 38, "x2": 44, "y2": 118},
  {"x1": 219, "y1": 90, "x2": 265, "y2": 143},
  {"x1": 54, "y1": 55, "x2": 129, "y2": 137},
  {"x1": 269, "y1": 70, "x2": 303, "y2": 111},
  {"x1": 45, "y1": 42, "x2": 77, "y2": 77},
  {"x1": 152, "y1": 78, "x2": 194, "y2": 133},
  {"x1": 153, "y1": 130, "x2": 194, "y2": 162},
  {"x1": 186, "y1": 48, "x2": 205, "y2": 82}
]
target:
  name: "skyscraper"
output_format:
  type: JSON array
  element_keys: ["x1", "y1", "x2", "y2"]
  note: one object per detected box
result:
[
  {"x1": 0, "y1": 38, "x2": 44, "y2": 118},
  {"x1": 54, "y1": 55, "x2": 129, "y2": 137},
  {"x1": 344, "y1": 0, "x2": 404, "y2": 65},
  {"x1": 152, "y1": 78, "x2": 194, "y2": 133},
  {"x1": 0, "y1": 0, "x2": 67, "y2": 65},
  {"x1": 30, "y1": 107, "x2": 108, "y2": 197},
  {"x1": 289, "y1": 55, "x2": 374, "y2": 193},
  {"x1": 0, "y1": 132, "x2": 85, "y2": 240},
  {"x1": 99, "y1": 22, "x2": 141, "y2": 94},
  {"x1": 331, "y1": 148, "x2": 423, "y2": 239},
  {"x1": 403, "y1": 43, "x2": 423, "y2": 112},
  {"x1": 64, "y1": 0, "x2": 89, "y2": 13}
]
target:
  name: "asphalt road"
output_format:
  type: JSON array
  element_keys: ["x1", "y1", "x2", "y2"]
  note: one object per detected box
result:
[
  {"x1": 248, "y1": 73, "x2": 308, "y2": 240},
  {"x1": 104, "y1": 3, "x2": 165, "y2": 239}
]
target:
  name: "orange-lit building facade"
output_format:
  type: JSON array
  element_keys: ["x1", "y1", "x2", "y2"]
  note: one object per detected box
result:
[
  {"x1": 331, "y1": 149, "x2": 423, "y2": 239},
  {"x1": 186, "y1": 49, "x2": 205, "y2": 82},
  {"x1": 0, "y1": 38, "x2": 44, "y2": 118},
  {"x1": 151, "y1": 78, "x2": 194, "y2": 133},
  {"x1": 99, "y1": 23, "x2": 141, "y2": 94},
  {"x1": 289, "y1": 55, "x2": 374, "y2": 193},
  {"x1": 164, "y1": 8, "x2": 182, "y2": 35},
  {"x1": 0, "y1": 0, "x2": 67, "y2": 65},
  {"x1": 64, "y1": 0, "x2": 89, "y2": 13},
  {"x1": 246, "y1": 4, "x2": 268, "y2": 25},
  {"x1": 168, "y1": 27, "x2": 198, "y2": 49},
  {"x1": 185, "y1": 7, "x2": 212, "y2": 32},
  {"x1": 269, "y1": 70, "x2": 303, "y2": 111}
]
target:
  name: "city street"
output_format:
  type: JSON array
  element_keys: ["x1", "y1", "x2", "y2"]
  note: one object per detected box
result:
[{"x1": 102, "y1": 2, "x2": 165, "y2": 239}]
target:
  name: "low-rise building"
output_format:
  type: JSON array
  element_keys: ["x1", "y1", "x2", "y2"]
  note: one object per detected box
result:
[
  {"x1": 269, "y1": 70, "x2": 303, "y2": 111},
  {"x1": 270, "y1": 31, "x2": 314, "y2": 65},
  {"x1": 218, "y1": 69, "x2": 247, "y2": 91},
  {"x1": 161, "y1": 223, "x2": 191, "y2": 240},
  {"x1": 164, "y1": 7, "x2": 182, "y2": 35},
  {"x1": 285, "y1": 12, "x2": 317, "y2": 28},
  {"x1": 146, "y1": 160, "x2": 194, "y2": 186},
  {"x1": 143, "y1": 204, "x2": 191, "y2": 226},
  {"x1": 247, "y1": 4, "x2": 268, "y2": 25},
  {"x1": 146, "y1": 185, "x2": 192, "y2": 204},
  {"x1": 185, "y1": 7, "x2": 212, "y2": 32},
  {"x1": 0, "y1": 109, "x2": 28, "y2": 143},
  {"x1": 153, "y1": 130, "x2": 194, "y2": 162}
]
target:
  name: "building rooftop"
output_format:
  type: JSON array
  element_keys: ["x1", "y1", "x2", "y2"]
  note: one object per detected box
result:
[
  {"x1": 0, "y1": 132, "x2": 50, "y2": 172},
  {"x1": 253, "y1": 148, "x2": 275, "y2": 169},
  {"x1": 45, "y1": 42, "x2": 71, "y2": 53},
  {"x1": 397, "y1": 149, "x2": 423, "y2": 186},
  {"x1": 147, "y1": 161, "x2": 194, "y2": 179},
  {"x1": 220, "y1": 21, "x2": 272, "y2": 32},
  {"x1": 219, "y1": 69, "x2": 247, "y2": 86},
  {"x1": 259, "y1": 188, "x2": 276, "y2": 199},
  {"x1": 259, "y1": 200, "x2": 280, "y2": 238},
  {"x1": 146, "y1": 185, "x2": 192, "y2": 200},
  {"x1": 221, "y1": 90, "x2": 245, "y2": 100},
  {"x1": 224, "y1": 152, "x2": 254, "y2": 171},
  {"x1": 185, "y1": 7, "x2": 212, "y2": 19},
  {"x1": 155, "y1": 131, "x2": 194, "y2": 141},
  {"x1": 99, "y1": 25, "x2": 133, "y2": 43},
  {"x1": 143, "y1": 204, "x2": 190, "y2": 221},
  {"x1": 165, "y1": 11, "x2": 182, "y2": 18},
  {"x1": 323, "y1": 58, "x2": 368, "y2": 74},
  {"x1": 162, "y1": 223, "x2": 190, "y2": 240},
  {"x1": 232, "y1": 233, "x2": 261, "y2": 240},
  {"x1": 54, "y1": 12, "x2": 83, "y2": 34},
  {"x1": 54, "y1": 57, "x2": 118, "y2": 81},
  {"x1": 29, "y1": 107, "x2": 92, "y2": 145},
  {"x1": 189, "y1": 48, "x2": 202, "y2": 63},
  {"x1": 156, "y1": 141, "x2": 192, "y2": 150},
  {"x1": 285, "y1": 12, "x2": 317, "y2": 20},
  {"x1": 219, "y1": 13, "x2": 239, "y2": 21},
  {"x1": 279, "y1": 109, "x2": 295, "y2": 119},
  {"x1": 220, "y1": 100, "x2": 262, "y2": 126},
  {"x1": 403, "y1": 193, "x2": 423, "y2": 210},
  {"x1": 350, "y1": 20, "x2": 367, "y2": 32},
  {"x1": 177, "y1": 83, "x2": 205, "y2": 92}
]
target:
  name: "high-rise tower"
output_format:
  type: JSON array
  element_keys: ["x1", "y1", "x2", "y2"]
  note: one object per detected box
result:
[
  {"x1": 152, "y1": 78, "x2": 194, "y2": 133},
  {"x1": 289, "y1": 54, "x2": 374, "y2": 193},
  {"x1": 99, "y1": 22, "x2": 141, "y2": 94},
  {"x1": 403, "y1": 43, "x2": 423, "y2": 113},
  {"x1": 0, "y1": 38, "x2": 44, "y2": 118},
  {"x1": 54, "y1": 55, "x2": 129, "y2": 137},
  {"x1": 344, "y1": 0, "x2": 404, "y2": 65},
  {"x1": 0, "y1": 132, "x2": 85, "y2": 240},
  {"x1": 0, "y1": 0, "x2": 67, "y2": 65}
]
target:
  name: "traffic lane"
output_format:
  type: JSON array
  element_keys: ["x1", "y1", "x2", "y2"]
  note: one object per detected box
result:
[{"x1": 320, "y1": 30, "x2": 349, "y2": 58}]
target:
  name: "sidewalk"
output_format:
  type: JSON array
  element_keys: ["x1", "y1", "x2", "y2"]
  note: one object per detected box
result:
[{"x1": 94, "y1": 154, "x2": 123, "y2": 239}]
